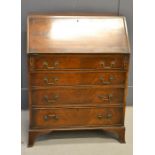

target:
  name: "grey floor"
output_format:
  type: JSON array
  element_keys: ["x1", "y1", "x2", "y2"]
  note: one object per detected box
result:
[{"x1": 21, "y1": 107, "x2": 132, "y2": 155}]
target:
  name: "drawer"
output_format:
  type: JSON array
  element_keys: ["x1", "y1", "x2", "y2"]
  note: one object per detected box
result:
[
  {"x1": 31, "y1": 107, "x2": 123, "y2": 129},
  {"x1": 31, "y1": 71, "x2": 126, "y2": 87},
  {"x1": 29, "y1": 54, "x2": 129, "y2": 71},
  {"x1": 31, "y1": 88, "x2": 124, "y2": 106}
]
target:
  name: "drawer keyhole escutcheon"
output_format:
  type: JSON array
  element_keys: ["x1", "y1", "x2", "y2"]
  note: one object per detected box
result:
[
  {"x1": 43, "y1": 61, "x2": 59, "y2": 69},
  {"x1": 100, "y1": 61, "x2": 116, "y2": 69},
  {"x1": 99, "y1": 76, "x2": 114, "y2": 85},
  {"x1": 97, "y1": 113, "x2": 112, "y2": 119},
  {"x1": 43, "y1": 114, "x2": 59, "y2": 121},
  {"x1": 98, "y1": 94, "x2": 112, "y2": 103},
  {"x1": 44, "y1": 77, "x2": 59, "y2": 85},
  {"x1": 44, "y1": 95, "x2": 59, "y2": 103}
]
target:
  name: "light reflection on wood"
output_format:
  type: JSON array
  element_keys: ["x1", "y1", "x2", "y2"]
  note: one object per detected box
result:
[{"x1": 28, "y1": 16, "x2": 129, "y2": 53}]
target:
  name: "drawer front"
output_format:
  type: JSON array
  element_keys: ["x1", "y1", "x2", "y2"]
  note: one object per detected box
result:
[
  {"x1": 31, "y1": 71, "x2": 126, "y2": 87},
  {"x1": 31, "y1": 107, "x2": 123, "y2": 129},
  {"x1": 29, "y1": 54, "x2": 129, "y2": 71},
  {"x1": 32, "y1": 88, "x2": 124, "y2": 106}
]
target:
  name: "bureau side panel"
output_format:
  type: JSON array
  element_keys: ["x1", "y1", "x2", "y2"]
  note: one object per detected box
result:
[
  {"x1": 123, "y1": 53, "x2": 130, "y2": 123},
  {"x1": 27, "y1": 54, "x2": 33, "y2": 128}
]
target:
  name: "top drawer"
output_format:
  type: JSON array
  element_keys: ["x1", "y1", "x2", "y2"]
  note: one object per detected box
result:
[{"x1": 29, "y1": 54, "x2": 129, "y2": 71}]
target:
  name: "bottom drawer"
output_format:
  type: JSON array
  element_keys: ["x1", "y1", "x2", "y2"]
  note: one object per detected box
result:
[{"x1": 31, "y1": 107, "x2": 123, "y2": 129}]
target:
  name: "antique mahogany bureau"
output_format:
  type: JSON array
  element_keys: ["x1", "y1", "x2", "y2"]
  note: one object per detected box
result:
[{"x1": 27, "y1": 14, "x2": 130, "y2": 146}]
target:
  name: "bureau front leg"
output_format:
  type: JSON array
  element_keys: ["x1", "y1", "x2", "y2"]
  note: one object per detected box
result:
[
  {"x1": 28, "y1": 130, "x2": 51, "y2": 147},
  {"x1": 102, "y1": 126, "x2": 125, "y2": 143},
  {"x1": 117, "y1": 127, "x2": 125, "y2": 143},
  {"x1": 28, "y1": 131, "x2": 37, "y2": 147}
]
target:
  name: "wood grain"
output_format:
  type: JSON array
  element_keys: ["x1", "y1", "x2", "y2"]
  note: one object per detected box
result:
[
  {"x1": 30, "y1": 71, "x2": 126, "y2": 87},
  {"x1": 27, "y1": 15, "x2": 130, "y2": 54},
  {"x1": 27, "y1": 14, "x2": 130, "y2": 146},
  {"x1": 31, "y1": 107, "x2": 123, "y2": 129},
  {"x1": 31, "y1": 87, "x2": 124, "y2": 107},
  {"x1": 29, "y1": 54, "x2": 129, "y2": 71}
]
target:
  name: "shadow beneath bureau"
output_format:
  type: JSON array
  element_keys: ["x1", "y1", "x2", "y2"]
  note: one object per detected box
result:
[{"x1": 28, "y1": 127, "x2": 125, "y2": 147}]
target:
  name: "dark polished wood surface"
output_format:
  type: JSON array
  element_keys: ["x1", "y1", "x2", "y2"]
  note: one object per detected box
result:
[
  {"x1": 30, "y1": 71, "x2": 126, "y2": 87},
  {"x1": 29, "y1": 54, "x2": 129, "y2": 71},
  {"x1": 31, "y1": 87, "x2": 124, "y2": 107},
  {"x1": 31, "y1": 107, "x2": 123, "y2": 129},
  {"x1": 27, "y1": 14, "x2": 130, "y2": 147},
  {"x1": 27, "y1": 15, "x2": 130, "y2": 54}
]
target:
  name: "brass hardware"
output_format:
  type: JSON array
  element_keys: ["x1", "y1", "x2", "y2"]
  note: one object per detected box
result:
[
  {"x1": 99, "y1": 76, "x2": 114, "y2": 85},
  {"x1": 44, "y1": 95, "x2": 59, "y2": 103},
  {"x1": 44, "y1": 114, "x2": 59, "y2": 121},
  {"x1": 98, "y1": 94, "x2": 113, "y2": 102},
  {"x1": 44, "y1": 77, "x2": 59, "y2": 85},
  {"x1": 100, "y1": 61, "x2": 116, "y2": 69},
  {"x1": 109, "y1": 76, "x2": 114, "y2": 81},
  {"x1": 106, "y1": 113, "x2": 112, "y2": 119},
  {"x1": 111, "y1": 61, "x2": 115, "y2": 67},
  {"x1": 97, "y1": 114, "x2": 103, "y2": 119},
  {"x1": 97, "y1": 113, "x2": 112, "y2": 119},
  {"x1": 43, "y1": 61, "x2": 59, "y2": 69},
  {"x1": 44, "y1": 115, "x2": 48, "y2": 120},
  {"x1": 123, "y1": 56, "x2": 128, "y2": 69}
]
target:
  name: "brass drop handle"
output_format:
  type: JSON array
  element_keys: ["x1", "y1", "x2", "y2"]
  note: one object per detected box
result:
[
  {"x1": 99, "y1": 76, "x2": 114, "y2": 85},
  {"x1": 97, "y1": 113, "x2": 112, "y2": 119},
  {"x1": 44, "y1": 77, "x2": 59, "y2": 85},
  {"x1": 98, "y1": 94, "x2": 113, "y2": 102},
  {"x1": 97, "y1": 114, "x2": 103, "y2": 119},
  {"x1": 44, "y1": 95, "x2": 59, "y2": 103},
  {"x1": 43, "y1": 61, "x2": 59, "y2": 69},
  {"x1": 106, "y1": 113, "x2": 112, "y2": 119},
  {"x1": 44, "y1": 114, "x2": 59, "y2": 121},
  {"x1": 100, "y1": 61, "x2": 115, "y2": 69}
]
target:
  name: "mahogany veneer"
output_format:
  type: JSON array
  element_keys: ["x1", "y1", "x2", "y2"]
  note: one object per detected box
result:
[{"x1": 27, "y1": 13, "x2": 130, "y2": 146}]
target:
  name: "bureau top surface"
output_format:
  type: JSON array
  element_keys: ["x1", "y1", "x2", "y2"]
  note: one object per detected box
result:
[{"x1": 27, "y1": 14, "x2": 130, "y2": 54}]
